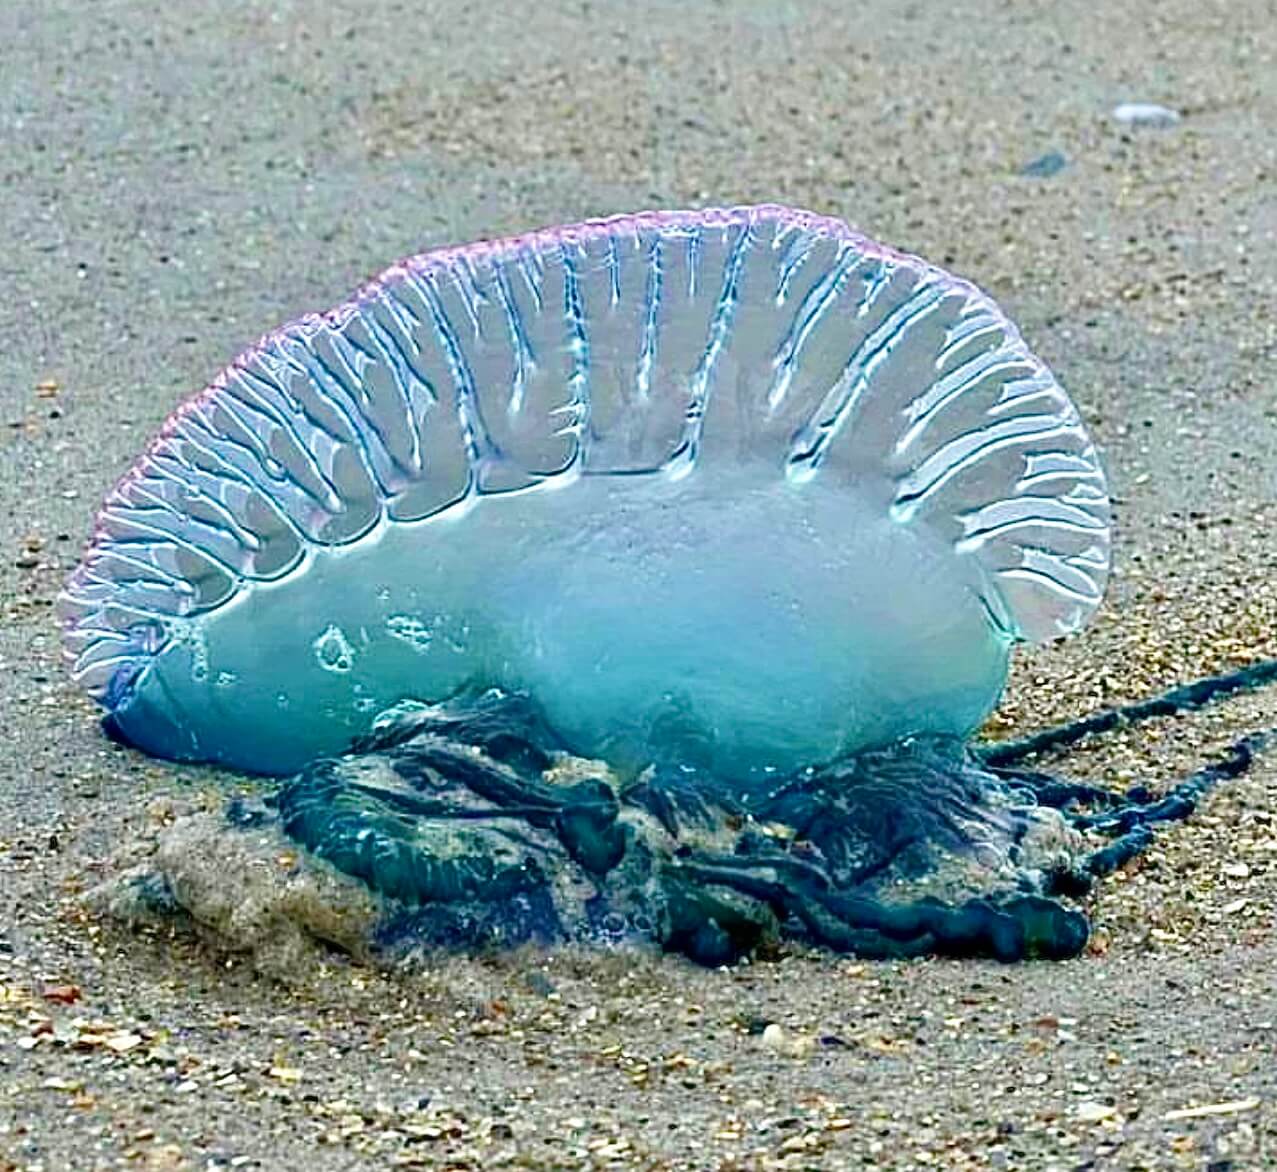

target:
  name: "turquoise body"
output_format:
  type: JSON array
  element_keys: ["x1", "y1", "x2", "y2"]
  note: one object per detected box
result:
[{"x1": 109, "y1": 469, "x2": 1011, "y2": 778}]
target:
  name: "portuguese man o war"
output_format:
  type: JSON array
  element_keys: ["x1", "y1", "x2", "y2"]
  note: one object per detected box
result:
[{"x1": 62, "y1": 205, "x2": 1277, "y2": 966}]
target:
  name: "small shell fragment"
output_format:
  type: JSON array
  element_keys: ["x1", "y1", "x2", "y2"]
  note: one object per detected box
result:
[{"x1": 1111, "y1": 102, "x2": 1182, "y2": 127}]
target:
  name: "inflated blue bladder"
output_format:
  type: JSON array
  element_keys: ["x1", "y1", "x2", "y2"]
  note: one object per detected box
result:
[{"x1": 60, "y1": 205, "x2": 1110, "y2": 779}]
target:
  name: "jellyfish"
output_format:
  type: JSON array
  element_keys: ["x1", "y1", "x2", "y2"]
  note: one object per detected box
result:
[{"x1": 61, "y1": 205, "x2": 1276, "y2": 966}]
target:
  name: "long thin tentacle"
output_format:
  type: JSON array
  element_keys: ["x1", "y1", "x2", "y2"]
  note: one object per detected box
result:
[{"x1": 977, "y1": 658, "x2": 1277, "y2": 767}]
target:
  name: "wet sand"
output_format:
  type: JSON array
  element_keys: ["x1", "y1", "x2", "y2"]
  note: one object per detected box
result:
[{"x1": 1, "y1": 0, "x2": 1275, "y2": 1167}]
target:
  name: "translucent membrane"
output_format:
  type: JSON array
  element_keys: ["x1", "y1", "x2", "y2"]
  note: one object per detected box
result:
[{"x1": 59, "y1": 205, "x2": 1110, "y2": 777}]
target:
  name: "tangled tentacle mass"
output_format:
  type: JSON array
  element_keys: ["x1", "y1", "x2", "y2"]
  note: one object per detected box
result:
[{"x1": 262, "y1": 661, "x2": 1275, "y2": 965}]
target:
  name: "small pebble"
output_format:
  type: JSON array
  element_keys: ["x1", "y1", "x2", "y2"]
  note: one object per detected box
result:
[{"x1": 760, "y1": 1023, "x2": 814, "y2": 1058}]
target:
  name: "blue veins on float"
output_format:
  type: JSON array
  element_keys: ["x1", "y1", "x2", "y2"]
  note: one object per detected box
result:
[{"x1": 60, "y1": 205, "x2": 1277, "y2": 965}]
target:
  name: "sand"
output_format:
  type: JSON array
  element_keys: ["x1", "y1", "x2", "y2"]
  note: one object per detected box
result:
[{"x1": 1, "y1": 0, "x2": 1275, "y2": 1167}]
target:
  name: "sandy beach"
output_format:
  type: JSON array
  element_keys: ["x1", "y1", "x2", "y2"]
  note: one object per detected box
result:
[{"x1": 2, "y1": 0, "x2": 1275, "y2": 1167}]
